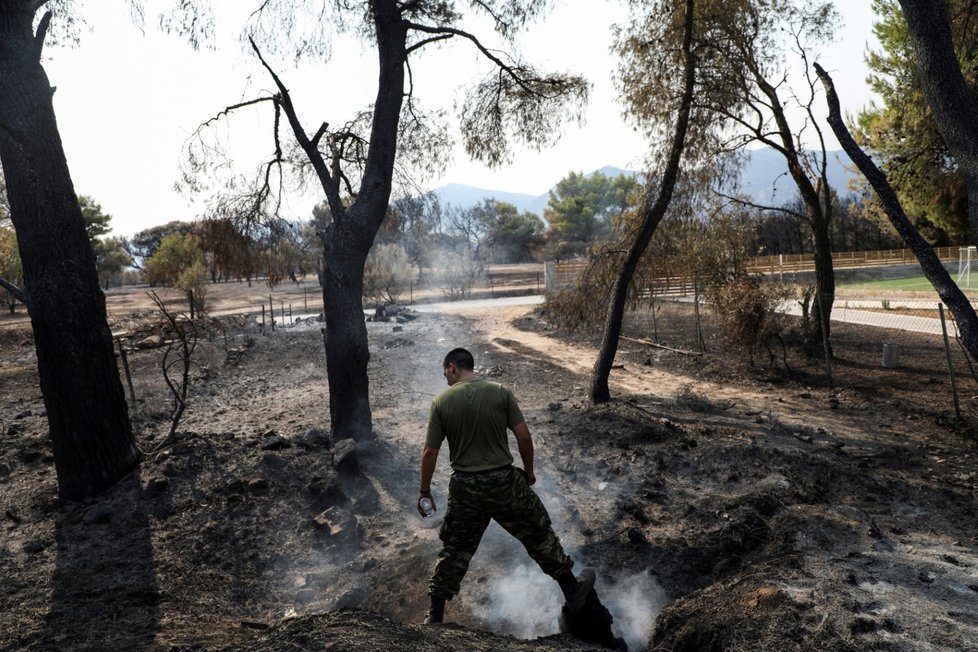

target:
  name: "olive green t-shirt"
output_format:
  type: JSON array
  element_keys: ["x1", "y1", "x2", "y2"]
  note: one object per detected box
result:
[{"x1": 425, "y1": 377, "x2": 525, "y2": 472}]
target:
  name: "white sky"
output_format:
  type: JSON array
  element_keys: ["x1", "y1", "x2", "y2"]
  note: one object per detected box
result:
[{"x1": 41, "y1": 1, "x2": 880, "y2": 237}]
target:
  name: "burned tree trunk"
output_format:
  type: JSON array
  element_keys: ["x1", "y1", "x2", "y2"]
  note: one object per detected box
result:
[
  {"x1": 321, "y1": 220, "x2": 375, "y2": 442},
  {"x1": 0, "y1": 7, "x2": 139, "y2": 500},
  {"x1": 816, "y1": 63, "x2": 978, "y2": 361},
  {"x1": 590, "y1": 0, "x2": 696, "y2": 403}
]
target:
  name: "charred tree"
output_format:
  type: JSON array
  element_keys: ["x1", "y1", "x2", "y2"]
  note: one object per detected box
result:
[
  {"x1": 0, "y1": 4, "x2": 139, "y2": 499},
  {"x1": 816, "y1": 63, "x2": 978, "y2": 362},
  {"x1": 190, "y1": 1, "x2": 587, "y2": 443},
  {"x1": 591, "y1": 0, "x2": 696, "y2": 403},
  {"x1": 897, "y1": 0, "x2": 978, "y2": 244}
]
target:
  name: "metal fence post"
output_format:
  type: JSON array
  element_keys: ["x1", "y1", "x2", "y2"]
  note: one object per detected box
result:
[{"x1": 938, "y1": 304, "x2": 963, "y2": 420}]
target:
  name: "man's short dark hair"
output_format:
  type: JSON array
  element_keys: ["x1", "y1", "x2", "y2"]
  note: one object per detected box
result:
[{"x1": 443, "y1": 348, "x2": 474, "y2": 371}]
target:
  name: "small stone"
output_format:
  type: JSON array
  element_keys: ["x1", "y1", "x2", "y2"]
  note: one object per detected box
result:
[
  {"x1": 392, "y1": 325, "x2": 403, "y2": 332},
  {"x1": 548, "y1": 402, "x2": 562, "y2": 411},
  {"x1": 13, "y1": 410, "x2": 32, "y2": 420},
  {"x1": 136, "y1": 334, "x2": 163, "y2": 349},
  {"x1": 260, "y1": 435, "x2": 291, "y2": 451},
  {"x1": 154, "y1": 451, "x2": 171, "y2": 465},
  {"x1": 261, "y1": 453, "x2": 288, "y2": 469},
  {"x1": 248, "y1": 478, "x2": 269, "y2": 494},
  {"x1": 627, "y1": 528, "x2": 649, "y2": 545},
  {"x1": 145, "y1": 476, "x2": 170, "y2": 498},
  {"x1": 296, "y1": 428, "x2": 330, "y2": 450},
  {"x1": 22, "y1": 540, "x2": 45, "y2": 555},
  {"x1": 83, "y1": 503, "x2": 113, "y2": 525}
]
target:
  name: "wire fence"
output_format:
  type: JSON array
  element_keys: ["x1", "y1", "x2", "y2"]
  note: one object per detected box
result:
[{"x1": 617, "y1": 295, "x2": 978, "y2": 422}]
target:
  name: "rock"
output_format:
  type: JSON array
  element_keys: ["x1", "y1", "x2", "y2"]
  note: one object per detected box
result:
[
  {"x1": 335, "y1": 587, "x2": 367, "y2": 609},
  {"x1": 22, "y1": 540, "x2": 45, "y2": 555},
  {"x1": 13, "y1": 410, "x2": 32, "y2": 419},
  {"x1": 262, "y1": 453, "x2": 288, "y2": 469},
  {"x1": 333, "y1": 439, "x2": 359, "y2": 476},
  {"x1": 83, "y1": 503, "x2": 113, "y2": 525},
  {"x1": 0, "y1": 462, "x2": 11, "y2": 477},
  {"x1": 627, "y1": 527, "x2": 649, "y2": 545},
  {"x1": 261, "y1": 435, "x2": 292, "y2": 451},
  {"x1": 136, "y1": 334, "x2": 164, "y2": 349},
  {"x1": 548, "y1": 402, "x2": 563, "y2": 411},
  {"x1": 297, "y1": 588, "x2": 318, "y2": 604},
  {"x1": 296, "y1": 428, "x2": 330, "y2": 450},
  {"x1": 154, "y1": 451, "x2": 172, "y2": 465},
  {"x1": 392, "y1": 325, "x2": 403, "y2": 332},
  {"x1": 248, "y1": 478, "x2": 270, "y2": 494},
  {"x1": 145, "y1": 476, "x2": 170, "y2": 498},
  {"x1": 19, "y1": 448, "x2": 42, "y2": 464}
]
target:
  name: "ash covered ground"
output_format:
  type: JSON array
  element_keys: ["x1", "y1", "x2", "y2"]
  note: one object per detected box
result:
[{"x1": 1, "y1": 300, "x2": 977, "y2": 651}]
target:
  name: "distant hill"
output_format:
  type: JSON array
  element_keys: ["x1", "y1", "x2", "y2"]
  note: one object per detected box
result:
[{"x1": 432, "y1": 149, "x2": 860, "y2": 216}]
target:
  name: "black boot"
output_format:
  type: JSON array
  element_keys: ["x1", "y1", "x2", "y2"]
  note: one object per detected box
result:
[
  {"x1": 424, "y1": 594, "x2": 446, "y2": 624},
  {"x1": 558, "y1": 568, "x2": 596, "y2": 612}
]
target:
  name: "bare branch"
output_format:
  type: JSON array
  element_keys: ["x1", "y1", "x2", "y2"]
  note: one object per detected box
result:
[
  {"x1": 0, "y1": 277, "x2": 29, "y2": 307},
  {"x1": 33, "y1": 10, "x2": 52, "y2": 61},
  {"x1": 712, "y1": 189, "x2": 809, "y2": 222},
  {"x1": 248, "y1": 36, "x2": 344, "y2": 216},
  {"x1": 404, "y1": 21, "x2": 557, "y2": 97},
  {"x1": 405, "y1": 32, "x2": 453, "y2": 55}
]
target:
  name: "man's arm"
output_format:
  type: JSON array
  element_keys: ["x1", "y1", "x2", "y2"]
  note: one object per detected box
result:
[
  {"x1": 512, "y1": 421, "x2": 536, "y2": 485},
  {"x1": 418, "y1": 444, "x2": 440, "y2": 515}
]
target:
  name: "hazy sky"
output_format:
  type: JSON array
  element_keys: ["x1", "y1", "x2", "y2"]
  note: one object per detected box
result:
[{"x1": 41, "y1": 1, "x2": 880, "y2": 237}]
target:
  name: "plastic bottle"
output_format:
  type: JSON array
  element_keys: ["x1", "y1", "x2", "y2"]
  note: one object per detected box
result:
[{"x1": 419, "y1": 496, "x2": 434, "y2": 517}]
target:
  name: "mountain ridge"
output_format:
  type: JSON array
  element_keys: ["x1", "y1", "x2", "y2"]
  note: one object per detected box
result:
[{"x1": 433, "y1": 148, "x2": 859, "y2": 215}]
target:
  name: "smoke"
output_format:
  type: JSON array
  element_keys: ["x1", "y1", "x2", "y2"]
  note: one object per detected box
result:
[
  {"x1": 483, "y1": 562, "x2": 563, "y2": 638},
  {"x1": 600, "y1": 570, "x2": 668, "y2": 652},
  {"x1": 480, "y1": 558, "x2": 667, "y2": 651}
]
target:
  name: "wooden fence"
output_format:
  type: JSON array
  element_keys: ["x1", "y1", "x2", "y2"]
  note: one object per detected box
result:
[{"x1": 546, "y1": 246, "x2": 970, "y2": 295}]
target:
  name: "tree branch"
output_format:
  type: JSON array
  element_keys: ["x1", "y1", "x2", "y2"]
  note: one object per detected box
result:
[
  {"x1": 0, "y1": 277, "x2": 29, "y2": 307},
  {"x1": 405, "y1": 33, "x2": 453, "y2": 55},
  {"x1": 33, "y1": 10, "x2": 52, "y2": 62},
  {"x1": 713, "y1": 190, "x2": 809, "y2": 222},
  {"x1": 404, "y1": 21, "x2": 554, "y2": 97},
  {"x1": 815, "y1": 61, "x2": 978, "y2": 358},
  {"x1": 248, "y1": 37, "x2": 344, "y2": 217}
]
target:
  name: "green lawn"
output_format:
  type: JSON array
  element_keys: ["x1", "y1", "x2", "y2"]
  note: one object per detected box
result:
[{"x1": 840, "y1": 274, "x2": 978, "y2": 292}]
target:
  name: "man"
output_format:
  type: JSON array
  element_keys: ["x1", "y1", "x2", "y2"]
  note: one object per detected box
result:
[{"x1": 418, "y1": 347, "x2": 595, "y2": 625}]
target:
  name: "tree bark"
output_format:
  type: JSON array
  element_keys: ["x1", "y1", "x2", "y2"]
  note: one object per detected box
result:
[
  {"x1": 319, "y1": 0, "x2": 406, "y2": 441},
  {"x1": 590, "y1": 0, "x2": 696, "y2": 403},
  {"x1": 897, "y1": 0, "x2": 978, "y2": 245},
  {"x1": 816, "y1": 62, "x2": 978, "y2": 361},
  {"x1": 0, "y1": 6, "x2": 139, "y2": 500}
]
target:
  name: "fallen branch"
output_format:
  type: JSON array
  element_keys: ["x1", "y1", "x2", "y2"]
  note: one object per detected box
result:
[{"x1": 620, "y1": 335, "x2": 702, "y2": 357}]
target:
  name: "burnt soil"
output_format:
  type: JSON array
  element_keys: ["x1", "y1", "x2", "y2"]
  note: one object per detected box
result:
[{"x1": 2, "y1": 298, "x2": 978, "y2": 651}]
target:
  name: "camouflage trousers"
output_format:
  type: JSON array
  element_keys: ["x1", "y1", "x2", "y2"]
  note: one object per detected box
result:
[{"x1": 428, "y1": 465, "x2": 573, "y2": 599}]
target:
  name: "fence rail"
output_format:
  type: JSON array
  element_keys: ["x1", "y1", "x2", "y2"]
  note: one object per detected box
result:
[{"x1": 546, "y1": 246, "x2": 971, "y2": 293}]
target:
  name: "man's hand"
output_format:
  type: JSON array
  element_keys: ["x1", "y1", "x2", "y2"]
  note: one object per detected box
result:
[
  {"x1": 417, "y1": 492, "x2": 437, "y2": 517},
  {"x1": 519, "y1": 467, "x2": 537, "y2": 486}
]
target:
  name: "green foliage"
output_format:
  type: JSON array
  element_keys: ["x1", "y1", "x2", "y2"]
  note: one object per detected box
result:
[
  {"x1": 854, "y1": 0, "x2": 978, "y2": 240},
  {"x1": 78, "y1": 195, "x2": 112, "y2": 243},
  {"x1": 0, "y1": 224, "x2": 22, "y2": 313},
  {"x1": 125, "y1": 220, "x2": 195, "y2": 269},
  {"x1": 544, "y1": 171, "x2": 638, "y2": 251},
  {"x1": 93, "y1": 237, "x2": 133, "y2": 289},
  {"x1": 145, "y1": 232, "x2": 208, "y2": 314},
  {"x1": 483, "y1": 202, "x2": 545, "y2": 263}
]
